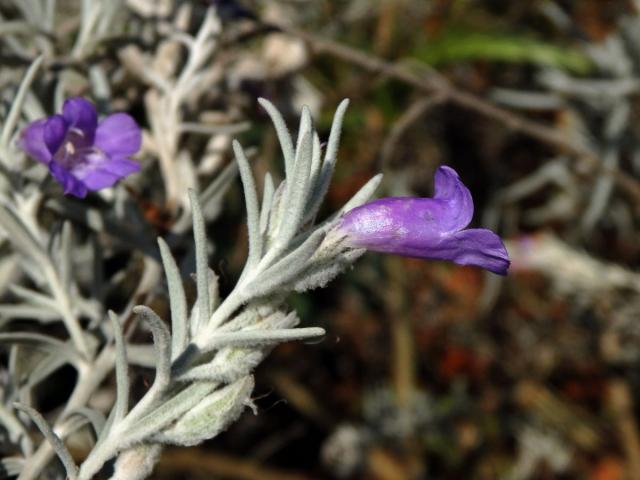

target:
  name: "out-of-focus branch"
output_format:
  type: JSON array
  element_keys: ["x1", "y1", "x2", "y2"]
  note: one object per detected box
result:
[
  {"x1": 157, "y1": 449, "x2": 311, "y2": 480},
  {"x1": 607, "y1": 380, "x2": 640, "y2": 479},
  {"x1": 275, "y1": 25, "x2": 640, "y2": 207},
  {"x1": 378, "y1": 95, "x2": 446, "y2": 169}
]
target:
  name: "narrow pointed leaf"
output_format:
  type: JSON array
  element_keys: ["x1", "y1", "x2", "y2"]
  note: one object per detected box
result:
[
  {"x1": 126, "y1": 382, "x2": 217, "y2": 445},
  {"x1": 247, "y1": 230, "x2": 325, "y2": 297},
  {"x1": 153, "y1": 376, "x2": 255, "y2": 446},
  {"x1": 13, "y1": 403, "x2": 78, "y2": 480},
  {"x1": 157, "y1": 238, "x2": 188, "y2": 359},
  {"x1": 8, "y1": 285, "x2": 58, "y2": 311},
  {"x1": 233, "y1": 141, "x2": 262, "y2": 269},
  {"x1": 188, "y1": 190, "x2": 211, "y2": 336},
  {"x1": 258, "y1": 98, "x2": 294, "y2": 178},
  {"x1": 108, "y1": 311, "x2": 129, "y2": 424},
  {"x1": 0, "y1": 55, "x2": 43, "y2": 149},
  {"x1": 133, "y1": 306, "x2": 171, "y2": 391},
  {"x1": 0, "y1": 204, "x2": 47, "y2": 263},
  {"x1": 259, "y1": 173, "x2": 275, "y2": 235},
  {"x1": 59, "y1": 222, "x2": 73, "y2": 293},
  {"x1": 295, "y1": 106, "x2": 312, "y2": 157},
  {"x1": 280, "y1": 131, "x2": 312, "y2": 244},
  {"x1": 201, "y1": 327, "x2": 326, "y2": 353},
  {"x1": 0, "y1": 332, "x2": 81, "y2": 365}
]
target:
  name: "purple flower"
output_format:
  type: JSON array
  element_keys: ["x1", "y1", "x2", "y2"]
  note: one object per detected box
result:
[
  {"x1": 337, "y1": 166, "x2": 510, "y2": 275},
  {"x1": 19, "y1": 97, "x2": 141, "y2": 198}
]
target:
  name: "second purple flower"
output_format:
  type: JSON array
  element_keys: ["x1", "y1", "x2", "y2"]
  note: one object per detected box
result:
[
  {"x1": 337, "y1": 166, "x2": 510, "y2": 275},
  {"x1": 19, "y1": 97, "x2": 141, "y2": 198}
]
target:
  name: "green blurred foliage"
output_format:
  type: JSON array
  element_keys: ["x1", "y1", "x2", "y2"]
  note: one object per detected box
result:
[{"x1": 413, "y1": 30, "x2": 593, "y2": 74}]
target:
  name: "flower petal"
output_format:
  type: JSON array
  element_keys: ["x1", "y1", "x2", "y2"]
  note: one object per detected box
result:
[
  {"x1": 432, "y1": 166, "x2": 473, "y2": 232},
  {"x1": 62, "y1": 97, "x2": 97, "y2": 141},
  {"x1": 43, "y1": 115, "x2": 68, "y2": 156},
  {"x1": 19, "y1": 119, "x2": 51, "y2": 164},
  {"x1": 430, "y1": 228, "x2": 510, "y2": 275},
  {"x1": 337, "y1": 166, "x2": 510, "y2": 275},
  {"x1": 71, "y1": 153, "x2": 140, "y2": 190},
  {"x1": 94, "y1": 113, "x2": 142, "y2": 157},
  {"x1": 339, "y1": 197, "x2": 441, "y2": 252},
  {"x1": 49, "y1": 162, "x2": 88, "y2": 198}
]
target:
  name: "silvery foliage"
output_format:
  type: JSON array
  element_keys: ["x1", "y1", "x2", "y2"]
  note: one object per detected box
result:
[{"x1": 0, "y1": 60, "x2": 383, "y2": 480}]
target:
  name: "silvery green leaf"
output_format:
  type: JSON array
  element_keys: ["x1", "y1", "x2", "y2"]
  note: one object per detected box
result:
[
  {"x1": 205, "y1": 267, "x2": 220, "y2": 312},
  {"x1": 293, "y1": 249, "x2": 365, "y2": 292},
  {"x1": 94, "y1": 401, "x2": 117, "y2": 453},
  {"x1": 280, "y1": 130, "x2": 312, "y2": 245},
  {"x1": 295, "y1": 106, "x2": 313, "y2": 155},
  {"x1": 176, "y1": 348, "x2": 263, "y2": 383},
  {"x1": 0, "y1": 332, "x2": 82, "y2": 366},
  {"x1": 307, "y1": 99, "x2": 350, "y2": 216},
  {"x1": 233, "y1": 141, "x2": 262, "y2": 270},
  {"x1": 323, "y1": 99, "x2": 350, "y2": 170},
  {"x1": 108, "y1": 311, "x2": 129, "y2": 424},
  {"x1": 58, "y1": 221, "x2": 73, "y2": 293},
  {"x1": 152, "y1": 376, "x2": 254, "y2": 446},
  {"x1": 215, "y1": 307, "x2": 260, "y2": 334},
  {"x1": 201, "y1": 327, "x2": 325, "y2": 353},
  {"x1": 246, "y1": 230, "x2": 325, "y2": 298},
  {"x1": 180, "y1": 310, "x2": 299, "y2": 382},
  {"x1": 259, "y1": 173, "x2": 275, "y2": 235},
  {"x1": 0, "y1": 55, "x2": 43, "y2": 151},
  {"x1": 265, "y1": 181, "x2": 286, "y2": 242},
  {"x1": 0, "y1": 204, "x2": 46, "y2": 264},
  {"x1": 8, "y1": 285, "x2": 57, "y2": 312},
  {"x1": 0, "y1": 304, "x2": 60, "y2": 322},
  {"x1": 188, "y1": 190, "x2": 211, "y2": 335},
  {"x1": 302, "y1": 134, "x2": 324, "y2": 224},
  {"x1": 307, "y1": 132, "x2": 322, "y2": 197},
  {"x1": 189, "y1": 268, "x2": 219, "y2": 327},
  {"x1": 13, "y1": 403, "x2": 78, "y2": 480},
  {"x1": 132, "y1": 306, "x2": 171, "y2": 391},
  {"x1": 258, "y1": 98, "x2": 294, "y2": 178},
  {"x1": 157, "y1": 238, "x2": 187, "y2": 359},
  {"x1": 0, "y1": 253, "x2": 18, "y2": 297},
  {"x1": 250, "y1": 309, "x2": 299, "y2": 330},
  {"x1": 125, "y1": 382, "x2": 217, "y2": 445}
]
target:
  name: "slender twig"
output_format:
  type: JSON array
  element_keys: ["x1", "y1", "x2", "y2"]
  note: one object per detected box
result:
[{"x1": 378, "y1": 94, "x2": 446, "y2": 169}]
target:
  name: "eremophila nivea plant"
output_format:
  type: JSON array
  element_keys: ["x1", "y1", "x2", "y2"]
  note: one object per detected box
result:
[{"x1": 1, "y1": 59, "x2": 509, "y2": 480}]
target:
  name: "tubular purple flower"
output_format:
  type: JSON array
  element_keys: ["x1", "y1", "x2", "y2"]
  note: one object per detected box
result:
[
  {"x1": 337, "y1": 166, "x2": 510, "y2": 275},
  {"x1": 19, "y1": 97, "x2": 142, "y2": 198}
]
